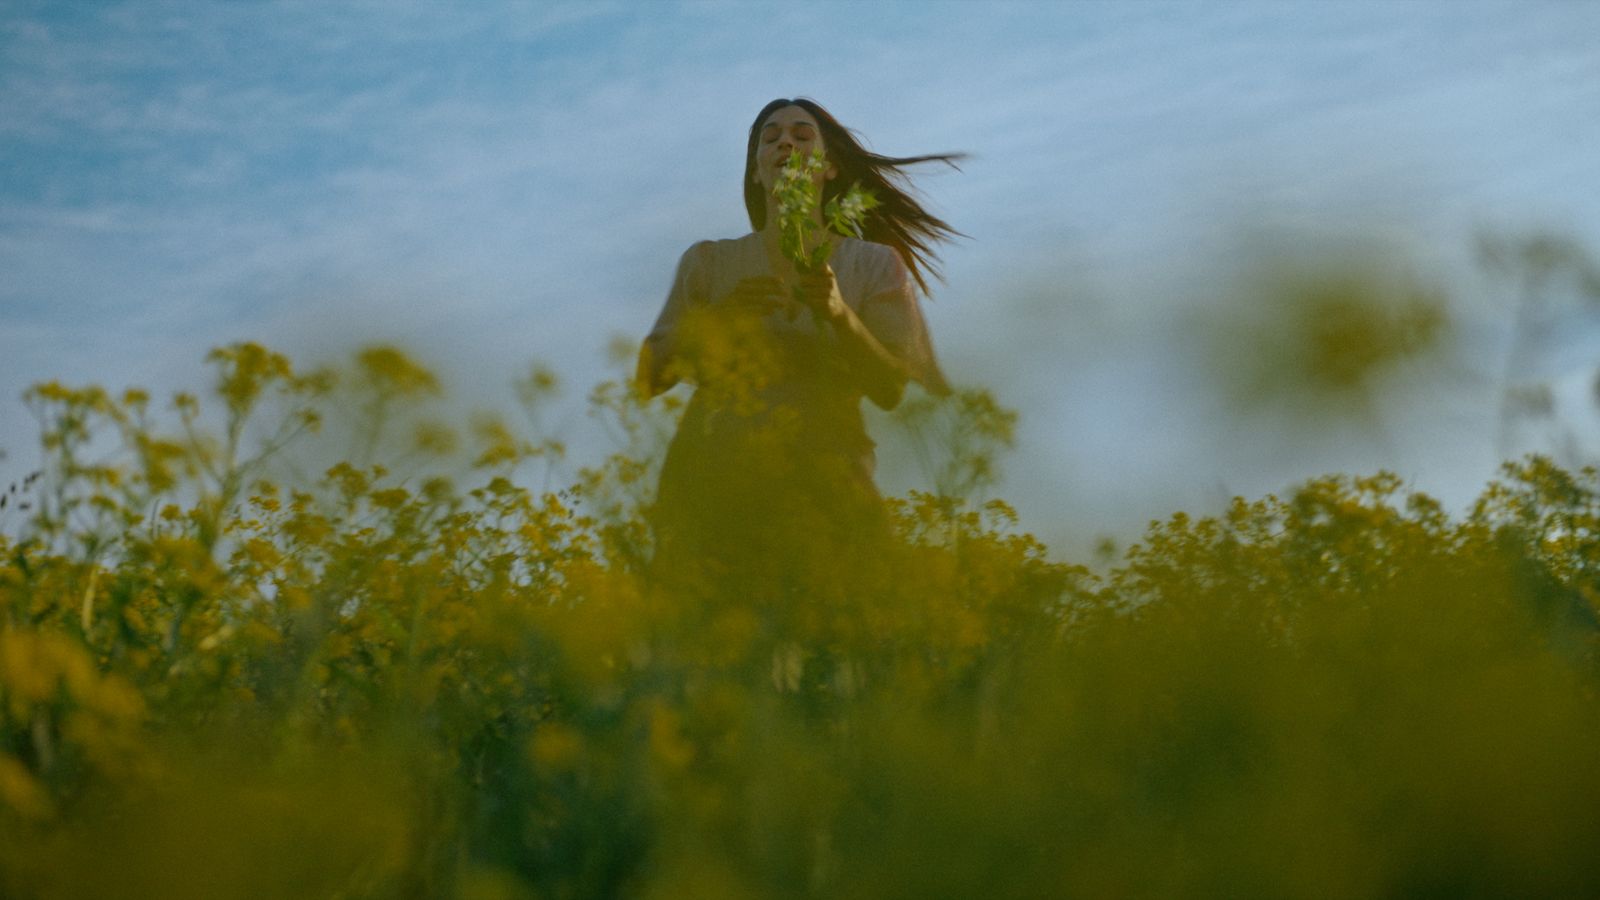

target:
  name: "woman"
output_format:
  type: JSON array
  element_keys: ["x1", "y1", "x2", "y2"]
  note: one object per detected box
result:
[{"x1": 637, "y1": 98, "x2": 961, "y2": 594}]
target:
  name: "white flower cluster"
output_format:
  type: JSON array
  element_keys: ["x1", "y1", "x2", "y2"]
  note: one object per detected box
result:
[
  {"x1": 775, "y1": 149, "x2": 878, "y2": 272},
  {"x1": 824, "y1": 187, "x2": 877, "y2": 240}
]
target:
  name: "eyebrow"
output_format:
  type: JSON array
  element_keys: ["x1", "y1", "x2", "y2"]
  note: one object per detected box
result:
[{"x1": 761, "y1": 122, "x2": 815, "y2": 134}]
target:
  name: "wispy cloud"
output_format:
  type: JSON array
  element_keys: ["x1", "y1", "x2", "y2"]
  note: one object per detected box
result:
[{"x1": 4, "y1": 0, "x2": 1599, "y2": 552}]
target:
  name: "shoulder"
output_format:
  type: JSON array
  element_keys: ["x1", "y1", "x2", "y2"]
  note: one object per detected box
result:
[
  {"x1": 676, "y1": 234, "x2": 759, "y2": 273},
  {"x1": 836, "y1": 238, "x2": 911, "y2": 295},
  {"x1": 675, "y1": 239, "x2": 713, "y2": 269},
  {"x1": 841, "y1": 238, "x2": 907, "y2": 274},
  {"x1": 836, "y1": 237, "x2": 899, "y2": 265},
  {"x1": 689, "y1": 233, "x2": 761, "y2": 259}
]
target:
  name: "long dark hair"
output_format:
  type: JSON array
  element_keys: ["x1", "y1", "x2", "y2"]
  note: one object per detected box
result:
[{"x1": 743, "y1": 98, "x2": 965, "y2": 295}]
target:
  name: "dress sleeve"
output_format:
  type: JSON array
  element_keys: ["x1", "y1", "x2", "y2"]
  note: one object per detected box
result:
[
  {"x1": 855, "y1": 247, "x2": 952, "y2": 396},
  {"x1": 640, "y1": 241, "x2": 709, "y2": 392}
]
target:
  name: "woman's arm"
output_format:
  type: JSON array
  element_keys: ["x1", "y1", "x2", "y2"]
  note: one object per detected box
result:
[
  {"x1": 633, "y1": 245, "x2": 697, "y2": 398},
  {"x1": 637, "y1": 265, "x2": 795, "y2": 398},
  {"x1": 794, "y1": 266, "x2": 910, "y2": 410},
  {"x1": 634, "y1": 335, "x2": 674, "y2": 398}
]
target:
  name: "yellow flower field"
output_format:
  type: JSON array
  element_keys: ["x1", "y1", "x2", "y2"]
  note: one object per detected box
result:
[{"x1": 2, "y1": 343, "x2": 1598, "y2": 898}]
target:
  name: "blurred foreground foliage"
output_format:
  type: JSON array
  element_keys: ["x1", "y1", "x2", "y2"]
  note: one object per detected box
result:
[{"x1": 3, "y1": 343, "x2": 1600, "y2": 899}]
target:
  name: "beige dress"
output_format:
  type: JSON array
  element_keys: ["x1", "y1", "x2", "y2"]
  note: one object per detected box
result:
[{"x1": 643, "y1": 232, "x2": 947, "y2": 586}]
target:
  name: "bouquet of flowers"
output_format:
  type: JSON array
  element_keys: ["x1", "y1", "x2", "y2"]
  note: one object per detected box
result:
[{"x1": 774, "y1": 148, "x2": 879, "y2": 272}]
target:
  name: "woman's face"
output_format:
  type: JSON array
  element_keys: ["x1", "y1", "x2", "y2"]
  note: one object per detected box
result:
[{"x1": 752, "y1": 105, "x2": 835, "y2": 197}]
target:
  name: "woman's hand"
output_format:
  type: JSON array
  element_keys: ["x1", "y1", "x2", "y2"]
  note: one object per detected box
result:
[
  {"x1": 788, "y1": 260, "x2": 911, "y2": 409},
  {"x1": 720, "y1": 276, "x2": 793, "y2": 317},
  {"x1": 791, "y1": 264, "x2": 847, "y2": 324}
]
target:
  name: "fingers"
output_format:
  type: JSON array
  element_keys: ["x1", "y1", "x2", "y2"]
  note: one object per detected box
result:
[
  {"x1": 735, "y1": 276, "x2": 784, "y2": 293},
  {"x1": 791, "y1": 269, "x2": 837, "y2": 310},
  {"x1": 794, "y1": 263, "x2": 834, "y2": 287},
  {"x1": 729, "y1": 288, "x2": 781, "y2": 309},
  {"x1": 729, "y1": 277, "x2": 782, "y2": 301},
  {"x1": 721, "y1": 272, "x2": 836, "y2": 317},
  {"x1": 722, "y1": 278, "x2": 789, "y2": 315}
]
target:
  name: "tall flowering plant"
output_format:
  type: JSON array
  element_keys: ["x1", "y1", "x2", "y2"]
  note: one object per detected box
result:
[{"x1": 774, "y1": 148, "x2": 879, "y2": 272}]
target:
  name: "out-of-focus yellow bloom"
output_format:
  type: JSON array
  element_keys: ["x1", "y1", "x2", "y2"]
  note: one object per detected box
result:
[
  {"x1": 528, "y1": 723, "x2": 584, "y2": 770},
  {"x1": 6, "y1": 341, "x2": 1600, "y2": 898},
  {"x1": 0, "y1": 753, "x2": 54, "y2": 821}
]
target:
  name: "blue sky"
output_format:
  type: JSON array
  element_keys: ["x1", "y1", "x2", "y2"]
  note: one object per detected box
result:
[{"x1": 4, "y1": 1, "x2": 1599, "y2": 553}]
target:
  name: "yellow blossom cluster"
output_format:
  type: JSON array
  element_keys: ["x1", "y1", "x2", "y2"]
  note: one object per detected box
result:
[{"x1": 1, "y1": 343, "x2": 1598, "y2": 898}]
